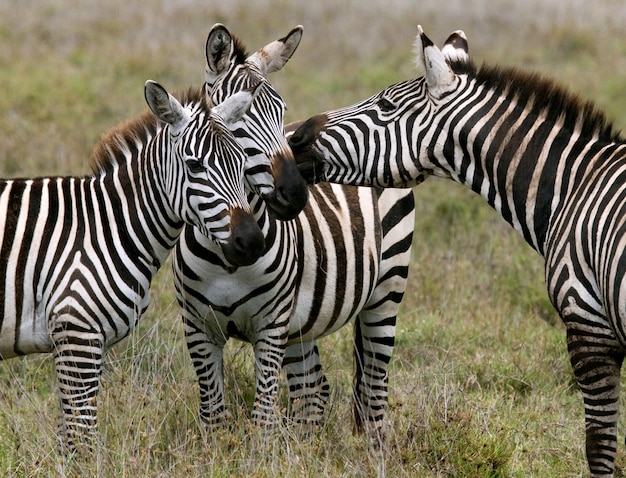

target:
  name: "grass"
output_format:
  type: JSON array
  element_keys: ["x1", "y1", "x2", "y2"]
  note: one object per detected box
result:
[{"x1": 0, "y1": 0, "x2": 625, "y2": 476}]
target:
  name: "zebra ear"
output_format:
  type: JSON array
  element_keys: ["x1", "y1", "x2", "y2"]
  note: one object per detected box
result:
[
  {"x1": 414, "y1": 25, "x2": 457, "y2": 98},
  {"x1": 248, "y1": 25, "x2": 303, "y2": 74},
  {"x1": 144, "y1": 80, "x2": 187, "y2": 128},
  {"x1": 441, "y1": 30, "x2": 469, "y2": 66},
  {"x1": 212, "y1": 83, "x2": 262, "y2": 126},
  {"x1": 205, "y1": 24, "x2": 235, "y2": 84}
]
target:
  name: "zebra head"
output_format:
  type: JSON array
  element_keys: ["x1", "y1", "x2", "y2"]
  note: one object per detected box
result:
[
  {"x1": 204, "y1": 23, "x2": 309, "y2": 221},
  {"x1": 289, "y1": 26, "x2": 470, "y2": 188},
  {"x1": 144, "y1": 80, "x2": 265, "y2": 267}
]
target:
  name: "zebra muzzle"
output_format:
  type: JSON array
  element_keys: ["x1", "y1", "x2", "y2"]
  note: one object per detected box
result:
[
  {"x1": 264, "y1": 149, "x2": 309, "y2": 221},
  {"x1": 220, "y1": 208, "x2": 265, "y2": 267},
  {"x1": 288, "y1": 114, "x2": 329, "y2": 185}
]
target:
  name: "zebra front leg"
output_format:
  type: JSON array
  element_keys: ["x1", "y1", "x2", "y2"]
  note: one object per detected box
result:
[
  {"x1": 566, "y1": 322, "x2": 623, "y2": 477},
  {"x1": 283, "y1": 340, "x2": 329, "y2": 427},
  {"x1": 52, "y1": 316, "x2": 105, "y2": 454},
  {"x1": 184, "y1": 321, "x2": 229, "y2": 427},
  {"x1": 251, "y1": 328, "x2": 288, "y2": 428},
  {"x1": 353, "y1": 311, "x2": 396, "y2": 447}
]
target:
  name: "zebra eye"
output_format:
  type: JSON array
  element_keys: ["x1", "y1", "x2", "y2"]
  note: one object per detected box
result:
[
  {"x1": 377, "y1": 97, "x2": 396, "y2": 112},
  {"x1": 186, "y1": 158, "x2": 206, "y2": 173}
]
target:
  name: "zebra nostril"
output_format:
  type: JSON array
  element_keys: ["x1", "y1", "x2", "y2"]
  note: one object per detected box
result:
[
  {"x1": 288, "y1": 128, "x2": 312, "y2": 153},
  {"x1": 288, "y1": 114, "x2": 328, "y2": 153}
]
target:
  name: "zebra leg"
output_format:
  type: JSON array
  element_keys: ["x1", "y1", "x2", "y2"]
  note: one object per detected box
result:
[
  {"x1": 352, "y1": 188, "x2": 412, "y2": 445},
  {"x1": 566, "y1": 322, "x2": 624, "y2": 477},
  {"x1": 184, "y1": 320, "x2": 229, "y2": 427},
  {"x1": 283, "y1": 340, "x2": 329, "y2": 426},
  {"x1": 250, "y1": 328, "x2": 289, "y2": 427},
  {"x1": 352, "y1": 309, "x2": 397, "y2": 446},
  {"x1": 51, "y1": 315, "x2": 105, "y2": 454}
]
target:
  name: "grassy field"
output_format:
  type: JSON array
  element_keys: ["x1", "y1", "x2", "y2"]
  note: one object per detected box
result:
[{"x1": 0, "y1": 0, "x2": 625, "y2": 476}]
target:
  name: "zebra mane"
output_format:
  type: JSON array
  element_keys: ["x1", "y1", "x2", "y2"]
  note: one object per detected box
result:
[
  {"x1": 459, "y1": 60, "x2": 622, "y2": 143},
  {"x1": 230, "y1": 33, "x2": 249, "y2": 65},
  {"x1": 89, "y1": 86, "x2": 209, "y2": 174}
]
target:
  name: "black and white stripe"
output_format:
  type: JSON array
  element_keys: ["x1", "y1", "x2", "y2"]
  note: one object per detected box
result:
[
  {"x1": 173, "y1": 25, "x2": 415, "y2": 443},
  {"x1": 0, "y1": 82, "x2": 262, "y2": 452},
  {"x1": 290, "y1": 26, "x2": 626, "y2": 476}
]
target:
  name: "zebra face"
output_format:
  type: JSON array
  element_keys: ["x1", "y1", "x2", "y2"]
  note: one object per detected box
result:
[
  {"x1": 145, "y1": 81, "x2": 265, "y2": 267},
  {"x1": 289, "y1": 27, "x2": 470, "y2": 189},
  {"x1": 204, "y1": 24, "x2": 309, "y2": 221},
  {"x1": 289, "y1": 79, "x2": 431, "y2": 188}
]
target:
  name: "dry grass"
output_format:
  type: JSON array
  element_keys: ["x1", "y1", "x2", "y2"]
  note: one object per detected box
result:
[{"x1": 0, "y1": 1, "x2": 625, "y2": 476}]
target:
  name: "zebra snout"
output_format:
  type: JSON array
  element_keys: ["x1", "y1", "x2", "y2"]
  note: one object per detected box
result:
[
  {"x1": 264, "y1": 149, "x2": 309, "y2": 222},
  {"x1": 220, "y1": 208, "x2": 265, "y2": 267},
  {"x1": 288, "y1": 114, "x2": 326, "y2": 150},
  {"x1": 289, "y1": 114, "x2": 329, "y2": 186}
]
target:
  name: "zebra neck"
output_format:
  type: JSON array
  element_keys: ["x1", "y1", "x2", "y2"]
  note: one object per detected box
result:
[
  {"x1": 87, "y1": 111, "x2": 187, "y2": 273},
  {"x1": 453, "y1": 113, "x2": 615, "y2": 256},
  {"x1": 97, "y1": 164, "x2": 183, "y2": 272}
]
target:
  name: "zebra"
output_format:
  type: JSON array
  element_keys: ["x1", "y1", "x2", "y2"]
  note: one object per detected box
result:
[
  {"x1": 173, "y1": 25, "x2": 416, "y2": 442},
  {"x1": 203, "y1": 23, "x2": 308, "y2": 221},
  {"x1": 0, "y1": 80, "x2": 264, "y2": 453},
  {"x1": 288, "y1": 25, "x2": 626, "y2": 476}
]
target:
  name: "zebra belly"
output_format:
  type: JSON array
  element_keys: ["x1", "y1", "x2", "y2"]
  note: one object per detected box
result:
[
  {"x1": 285, "y1": 244, "x2": 378, "y2": 343},
  {"x1": 0, "y1": 287, "x2": 52, "y2": 358},
  {"x1": 180, "y1": 237, "x2": 375, "y2": 345}
]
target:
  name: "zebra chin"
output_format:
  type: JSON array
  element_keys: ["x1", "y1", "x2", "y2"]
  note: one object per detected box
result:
[{"x1": 218, "y1": 207, "x2": 266, "y2": 268}]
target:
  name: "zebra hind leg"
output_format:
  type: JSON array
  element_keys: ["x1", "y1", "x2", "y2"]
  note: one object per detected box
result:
[
  {"x1": 283, "y1": 341, "x2": 330, "y2": 432},
  {"x1": 352, "y1": 312, "x2": 396, "y2": 448},
  {"x1": 52, "y1": 317, "x2": 105, "y2": 455},
  {"x1": 566, "y1": 323, "x2": 623, "y2": 477}
]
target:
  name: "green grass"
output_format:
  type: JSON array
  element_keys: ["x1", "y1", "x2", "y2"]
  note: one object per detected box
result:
[{"x1": 0, "y1": 0, "x2": 625, "y2": 476}]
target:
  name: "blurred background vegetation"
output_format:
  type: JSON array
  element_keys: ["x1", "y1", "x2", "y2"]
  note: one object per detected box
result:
[{"x1": 0, "y1": 0, "x2": 624, "y2": 476}]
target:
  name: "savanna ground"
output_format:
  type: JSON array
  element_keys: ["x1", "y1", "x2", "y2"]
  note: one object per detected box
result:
[{"x1": 0, "y1": 1, "x2": 625, "y2": 476}]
